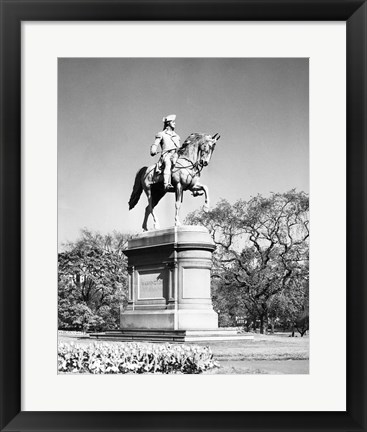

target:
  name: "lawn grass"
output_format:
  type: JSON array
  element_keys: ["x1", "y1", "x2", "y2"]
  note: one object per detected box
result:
[{"x1": 202, "y1": 334, "x2": 309, "y2": 361}]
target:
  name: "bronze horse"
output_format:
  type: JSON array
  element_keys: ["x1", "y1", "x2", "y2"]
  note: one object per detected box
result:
[{"x1": 128, "y1": 133, "x2": 220, "y2": 231}]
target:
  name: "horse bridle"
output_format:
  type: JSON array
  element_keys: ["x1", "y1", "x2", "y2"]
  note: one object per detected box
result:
[{"x1": 173, "y1": 142, "x2": 212, "y2": 175}]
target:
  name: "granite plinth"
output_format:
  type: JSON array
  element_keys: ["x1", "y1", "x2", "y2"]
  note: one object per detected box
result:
[
  {"x1": 121, "y1": 226, "x2": 218, "y2": 331},
  {"x1": 127, "y1": 225, "x2": 215, "y2": 250}
]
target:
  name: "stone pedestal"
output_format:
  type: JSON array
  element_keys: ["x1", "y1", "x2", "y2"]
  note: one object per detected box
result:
[{"x1": 121, "y1": 225, "x2": 218, "y2": 331}]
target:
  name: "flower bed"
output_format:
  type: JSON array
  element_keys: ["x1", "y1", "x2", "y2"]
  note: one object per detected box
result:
[{"x1": 58, "y1": 341, "x2": 219, "y2": 374}]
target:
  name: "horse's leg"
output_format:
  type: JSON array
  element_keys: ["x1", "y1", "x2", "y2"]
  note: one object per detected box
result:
[
  {"x1": 151, "y1": 205, "x2": 160, "y2": 230},
  {"x1": 174, "y1": 183, "x2": 183, "y2": 226},
  {"x1": 145, "y1": 188, "x2": 161, "y2": 230},
  {"x1": 142, "y1": 204, "x2": 150, "y2": 231},
  {"x1": 142, "y1": 185, "x2": 153, "y2": 231},
  {"x1": 192, "y1": 182, "x2": 210, "y2": 211},
  {"x1": 201, "y1": 184, "x2": 210, "y2": 211},
  {"x1": 144, "y1": 204, "x2": 160, "y2": 230},
  {"x1": 142, "y1": 188, "x2": 151, "y2": 231}
]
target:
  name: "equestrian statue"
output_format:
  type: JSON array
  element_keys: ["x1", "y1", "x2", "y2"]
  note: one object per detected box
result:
[{"x1": 128, "y1": 114, "x2": 220, "y2": 231}]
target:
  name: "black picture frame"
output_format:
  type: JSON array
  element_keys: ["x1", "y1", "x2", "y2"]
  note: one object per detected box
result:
[{"x1": 1, "y1": 1, "x2": 366, "y2": 431}]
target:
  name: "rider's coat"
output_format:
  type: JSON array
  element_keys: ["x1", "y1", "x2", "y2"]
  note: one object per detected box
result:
[{"x1": 151, "y1": 129, "x2": 181, "y2": 155}]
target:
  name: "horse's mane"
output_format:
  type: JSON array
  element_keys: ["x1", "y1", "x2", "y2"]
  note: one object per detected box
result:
[{"x1": 178, "y1": 133, "x2": 209, "y2": 160}]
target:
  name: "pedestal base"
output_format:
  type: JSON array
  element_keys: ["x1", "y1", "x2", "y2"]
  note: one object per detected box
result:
[
  {"x1": 90, "y1": 329, "x2": 255, "y2": 343},
  {"x1": 120, "y1": 309, "x2": 218, "y2": 331},
  {"x1": 121, "y1": 226, "x2": 218, "y2": 331}
]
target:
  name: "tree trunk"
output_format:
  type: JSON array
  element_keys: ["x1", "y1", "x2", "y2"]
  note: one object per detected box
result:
[
  {"x1": 259, "y1": 316, "x2": 264, "y2": 334},
  {"x1": 270, "y1": 318, "x2": 275, "y2": 334},
  {"x1": 251, "y1": 317, "x2": 257, "y2": 332},
  {"x1": 263, "y1": 313, "x2": 269, "y2": 335}
]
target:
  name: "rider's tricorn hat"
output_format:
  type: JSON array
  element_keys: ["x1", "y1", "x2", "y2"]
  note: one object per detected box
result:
[{"x1": 163, "y1": 114, "x2": 176, "y2": 123}]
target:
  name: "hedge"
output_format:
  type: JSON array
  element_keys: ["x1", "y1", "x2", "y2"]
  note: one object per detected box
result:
[{"x1": 58, "y1": 341, "x2": 219, "y2": 374}]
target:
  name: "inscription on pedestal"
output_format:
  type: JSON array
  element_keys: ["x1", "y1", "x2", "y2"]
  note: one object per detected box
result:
[{"x1": 138, "y1": 271, "x2": 164, "y2": 299}]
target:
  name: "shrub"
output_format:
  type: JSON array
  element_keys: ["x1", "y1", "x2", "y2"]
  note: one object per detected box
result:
[{"x1": 58, "y1": 342, "x2": 220, "y2": 374}]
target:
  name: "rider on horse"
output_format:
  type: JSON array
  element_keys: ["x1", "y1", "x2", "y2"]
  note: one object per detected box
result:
[{"x1": 150, "y1": 114, "x2": 181, "y2": 190}]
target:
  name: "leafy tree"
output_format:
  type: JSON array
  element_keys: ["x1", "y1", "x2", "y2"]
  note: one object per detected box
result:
[
  {"x1": 268, "y1": 278, "x2": 309, "y2": 335},
  {"x1": 185, "y1": 190, "x2": 309, "y2": 334},
  {"x1": 58, "y1": 229, "x2": 130, "y2": 331}
]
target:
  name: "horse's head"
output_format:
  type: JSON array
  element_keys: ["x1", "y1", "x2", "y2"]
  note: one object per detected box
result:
[
  {"x1": 198, "y1": 133, "x2": 220, "y2": 167},
  {"x1": 179, "y1": 132, "x2": 220, "y2": 168}
]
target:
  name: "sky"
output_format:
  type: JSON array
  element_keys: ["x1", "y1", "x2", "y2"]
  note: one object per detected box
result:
[{"x1": 58, "y1": 58, "x2": 308, "y2": 248}]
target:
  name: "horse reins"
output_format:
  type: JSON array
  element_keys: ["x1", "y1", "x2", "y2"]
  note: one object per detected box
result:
[{"x1": 172, "y1": 157, "x2": 204, "y2": 176}]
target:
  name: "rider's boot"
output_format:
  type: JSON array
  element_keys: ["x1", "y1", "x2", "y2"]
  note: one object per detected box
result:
[{"x1": 163, "y1": 174, "x2": 173, "y2": 190}]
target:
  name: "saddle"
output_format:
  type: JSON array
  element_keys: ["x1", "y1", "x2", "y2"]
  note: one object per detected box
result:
[{"x1": 154, "y1": 152, "x2": 177, "y2": 176}]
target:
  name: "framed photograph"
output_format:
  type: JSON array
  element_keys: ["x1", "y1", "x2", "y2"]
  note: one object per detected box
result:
[{"x1": 1, "y1": 0, "x2": 366, "y2": 431}]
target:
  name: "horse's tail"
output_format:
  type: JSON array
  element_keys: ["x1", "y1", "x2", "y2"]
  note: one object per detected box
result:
[{"x1": 128, "y1": 167, "x2": 147, "y2": 210}]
